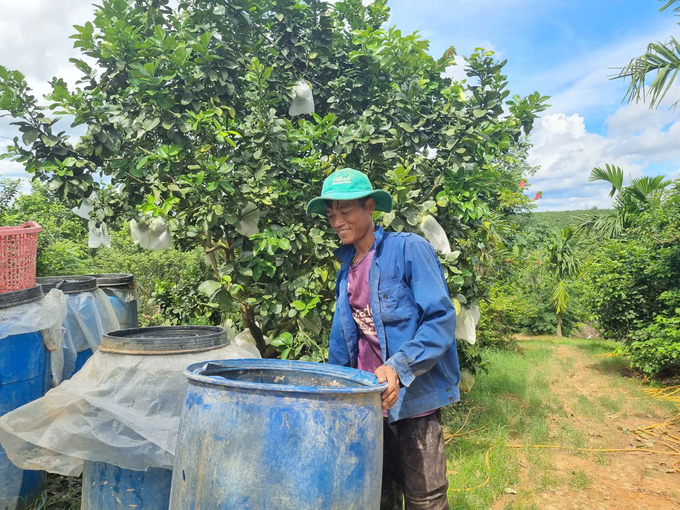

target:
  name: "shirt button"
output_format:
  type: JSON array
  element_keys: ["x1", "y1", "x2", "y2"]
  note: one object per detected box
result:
[
  {"x1": 449, "y1": 397, "x2": 454, "y2": 403},
  {"x1": 446, "y1": 387, "x2": 451, "y2": 392},
  {"x1": 383, "y1": 294, "x2": 388, "y2": 299}
]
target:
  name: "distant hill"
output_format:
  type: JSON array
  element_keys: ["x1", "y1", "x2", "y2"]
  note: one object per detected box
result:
[
  {"x1": 514, "y1": 209, "x2": 610, "y2": 244},
  {"x1": 514, "y1": 209, "x2": 612, "y2": 231}
]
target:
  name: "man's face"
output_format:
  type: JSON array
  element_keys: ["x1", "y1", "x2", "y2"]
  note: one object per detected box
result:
[{"x1": 325, "y1": 199, "x2": 375, "y2": 245}]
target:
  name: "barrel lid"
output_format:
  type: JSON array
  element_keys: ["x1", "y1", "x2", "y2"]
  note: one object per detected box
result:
[
  {"x1": 88, "y1": 273, "x2": 135, "y2": 287},
  {"x1": 99, "y1": 326, "x2": 229, "y2": 355},
  {"x1": 36, "y1": 275, "x2": 97, "y2": 294},
  {"x1": 0, "y1": 286, "x2": 45, "y2": 310}
]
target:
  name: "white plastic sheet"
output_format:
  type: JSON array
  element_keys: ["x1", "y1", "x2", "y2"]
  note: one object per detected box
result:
[
  {"x1": 88, "y1": 220, "x2": 111, "y2": 248},
  {"x1": 456, "y1": 305, "x2": 480, "y2": 345},
  {"x1": 236, "y1": 202, "x2": 260, "y2": 237},
  {"x1": 420, "y1": 215, "x2": 451, "y2": 254},
  {"x1": 130, "y1": 217, "x2": 172, "y2": 251},
  {"x1": 60, "y1": 288, "x2": 120, "y2": 381},
  {"x1": 0, "y1": 341, "x2": 260, "y2": 476},
  {"x1": 0, "y1": 289, "x2": 67, "y2": 387},
  {"x1": 289, "y1": 79, "x2": 315, "y2": 116},
  {"x1": 71, "y1": 192, "x2": 96, "y2": 220},
  {"x1": 458, "y1": 368, "x2": 476, "y2": 394},
  {"x1": 105, "y1": 286, "x2": 141, "y2": 305},
  {"x1": 232, "y1": 328, "x2": 266, "y2": 358}
]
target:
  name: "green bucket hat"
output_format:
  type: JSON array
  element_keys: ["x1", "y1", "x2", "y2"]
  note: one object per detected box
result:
[{"x1": 306, "y1": 168, "x2": 393, "y2": 216}]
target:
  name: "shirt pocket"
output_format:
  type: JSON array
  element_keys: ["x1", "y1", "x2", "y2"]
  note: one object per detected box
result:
[{"x1": 378, "y1": 279, "x2": 413, "y2": 323}]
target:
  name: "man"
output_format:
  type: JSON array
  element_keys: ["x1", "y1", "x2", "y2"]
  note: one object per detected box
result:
[{"x1": 306, "y1": 168, "x2": 460, "y2": 510}]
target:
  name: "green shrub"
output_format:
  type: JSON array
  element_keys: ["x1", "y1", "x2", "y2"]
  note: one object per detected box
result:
[
  {"x1": 40, "y1": 240, "x2": 92, "y2": 276},
  {"x1": 477, "y1": 286, "x2": 533, "y2": 348},
  {"x1": 619, "y1": 314, "x2": 680, "y2": 375},
  {"x1": 92, "y1": 228, "x2": 218, "y2": 325},
  {"x1": 581, "y1": 184, "x2": 680, "y2": 342},
  {"x1": 516, "y1": 295, "x2": 580, "y2": 337},
  {"x1": 583, "y1": 238, "x2": 679, "y2": 340}
]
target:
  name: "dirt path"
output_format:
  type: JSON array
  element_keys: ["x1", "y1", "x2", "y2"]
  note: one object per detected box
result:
[{"x1": 494, "y1": 341, "x2": 680, "y2": 510}]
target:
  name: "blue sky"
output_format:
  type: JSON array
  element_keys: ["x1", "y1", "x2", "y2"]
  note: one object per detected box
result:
[
  {"x1": 1, "y1": 0, "x2": 679, "y2": 210},
  {"x1": 382, "y1": 0, "x2": 680, "y2": 210}
]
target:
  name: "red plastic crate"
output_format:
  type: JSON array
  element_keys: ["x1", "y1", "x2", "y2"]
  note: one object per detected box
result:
[{"x1": 0, "y1": 222, "x2": 42, "y2": 293}]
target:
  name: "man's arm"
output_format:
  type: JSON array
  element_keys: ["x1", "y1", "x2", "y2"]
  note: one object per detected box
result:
[{"x1": 383, "y1": 239, "x2": 457, "y2": 387}]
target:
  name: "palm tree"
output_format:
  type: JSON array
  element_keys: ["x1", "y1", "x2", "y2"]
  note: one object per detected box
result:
[
  {"x1": 580, "y1": 165, "x2": 671, "y2": 238},
  {"x1": 614, "y1": 0, "x2": 680, "y2": 110},
  {"x1": 544, "y1": 227, "x2": 582, "y2": 337}
]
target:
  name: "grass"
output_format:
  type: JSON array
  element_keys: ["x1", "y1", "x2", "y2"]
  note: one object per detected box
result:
[
  {"x1": 573, "y1": 395, "x2": 604, "y2": 422},
  {"x1": 28, "y1": 475, "x2": 81, "y2": 510},
  {"x1": 569, "y1": 469, "x2": 592, "y2": 490},
  {"x1": 442, "y1": 335, "x2": 680, "y2": 509},
  {"x1": 444, "y1": 344, "x2": 560, "y2": 508}
]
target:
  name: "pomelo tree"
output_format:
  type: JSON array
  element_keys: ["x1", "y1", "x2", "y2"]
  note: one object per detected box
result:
[{"x1": 0, "y1": 0, "x2": 548, "y2": 363}]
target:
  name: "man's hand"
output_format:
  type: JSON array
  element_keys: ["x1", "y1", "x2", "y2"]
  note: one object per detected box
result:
[{"x1": 375, "y1": 365, "x2": 399, "y2": 410}]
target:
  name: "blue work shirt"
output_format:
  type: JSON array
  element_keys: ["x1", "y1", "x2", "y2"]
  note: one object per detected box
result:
[{"x1": 328, "y1": 226, "x2": 461, "y2": 422}]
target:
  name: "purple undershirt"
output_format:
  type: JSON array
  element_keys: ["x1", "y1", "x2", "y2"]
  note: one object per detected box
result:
[{"x1": 347, "y1": 248, "x2": 435, "y2": 419}]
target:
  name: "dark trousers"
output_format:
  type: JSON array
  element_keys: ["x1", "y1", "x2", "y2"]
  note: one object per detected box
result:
[{"x1": 381, "y1": 411, "x2": 449, "y2": 510}]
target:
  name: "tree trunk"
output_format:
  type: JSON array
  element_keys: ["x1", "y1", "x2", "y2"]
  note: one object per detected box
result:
[{"x1": 556, "y1": 313, "x2": 563, "y2": 337}]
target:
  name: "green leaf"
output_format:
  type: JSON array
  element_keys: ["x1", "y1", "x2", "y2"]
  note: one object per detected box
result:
[
  {"x1": 473, "y1": 109, "x2": 486, "y2": 118},
  {"x1": 403, "y1": 207, "x2": 419, "y2": 226},
  {"x1": 382, "y1": 211, "x2": 395, "y2": 228},
  {"x1": 142, "y1": 117, "x2": 160, "y2": 131},
  {"x1": 47, "y1": 178, "x2": 63, "y2": 191},
  {"x1": 181, "y1": 92, "x2": 193, "y2": 105},
  {"x1": 40, "y1": 134, "x2": 58, "y2": 147},
  {"x1": 198, "y1": 280, "x2": 222, "y2": 298},
  {"x1": 21, "y1": 129, "x2": 40, "y2": 146}
]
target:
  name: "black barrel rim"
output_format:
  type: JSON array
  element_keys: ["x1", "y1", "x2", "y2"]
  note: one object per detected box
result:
[
  {"x1": 87, "y1": 273, "x2": 135, "y2": 287},
  {"x1": 0, "y1": 286, "x2": 45, "y2": 310},
  {"x1": 99, "y1": 326, "x2": 229, "y2": 355},
  {"x1": 36, "y1": 276, "x2": 97, "y2": 294}
]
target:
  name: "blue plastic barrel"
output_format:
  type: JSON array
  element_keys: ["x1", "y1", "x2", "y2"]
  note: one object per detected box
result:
[
  {"x1": 88, "y1": 274, "x2": 138, "y2": 330},
  {"x1": 0, "y1": 286, "x2": 51, "y2": 509},
  {"x1": 169, "y1": 359, "x2": 387, "y2": 510},
  {"x1": 37, "y1": 276, "x2": 103, "y2": 380},
  {"x1": 80, "y1": 326, "x2": 229, "y2": 510},
  {"x1": 82, "y1": 461, "x2": 173, "y2": 509}
]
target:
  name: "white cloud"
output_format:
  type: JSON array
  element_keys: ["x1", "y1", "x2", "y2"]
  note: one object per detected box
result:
[
  {"x1": 528, "y1": 102, "x2": 680, "y2": 210},
  {"x1": 0, "y1": 1, "x2": 96, "y2": 81},
  {"x1": 0, "y1": 1, "x2": 99, "y2": 190},
  {"x1": 443, "y1": 56, "x2": 468, "y2": 82}
]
